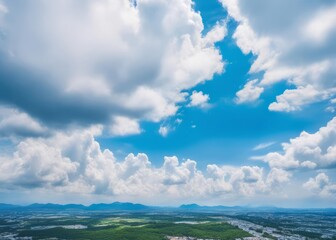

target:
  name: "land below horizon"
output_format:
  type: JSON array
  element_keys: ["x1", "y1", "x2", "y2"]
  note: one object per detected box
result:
[{"x1": 0, "y1": 202, "x2": 335, "y2": 240}]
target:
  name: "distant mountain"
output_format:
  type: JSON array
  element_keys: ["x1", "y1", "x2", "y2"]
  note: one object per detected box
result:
[
  {"x1": 0, "y1": 202, "x2": 150, "y2": 212},
  {"x1": 0, "y1": 203, "x2": 18, "y2": 210},
  {"x1": 179, "y1": 203, "x2": 243, "y2": 211},
  {"x1": 178, "y1": 204, "x2": 283, "y2": 212},
  {"x1": 179, "y1": 203, "x2": 201, "y2": 209},
  {"x1": 178, "y1": 204, "x2": 336, "y2": 213},
  {"x1": 87, "y1": 202, "x2": 150, "y2": 211},
  {"x1": 26, "y1": 203, "x2": 86, "y2": 210},
  {"x1": 0, "y1": 202, "x2": 335, "y2": 212}
]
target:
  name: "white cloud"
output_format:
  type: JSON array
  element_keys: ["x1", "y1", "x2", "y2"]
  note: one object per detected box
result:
[
  {"x1": 0, "y1": 107, "x2": 47, "y2": 137},
  {"x1": 269, "y1": 85, "x2": 334, "y2": 112},
  {"x1": 235, "y1": 79, "x2": 264, "y2": 104},
  {"x1": 206, "y1": 164, "x2": 289, "y2": 196},
  {"x1": 326, "y1": 98, "x2": 336, "y2": 112},
  {"x1": 304, "y1": 6, "x2": 336, "y2": 43},
  {"x1": 266, "y1": 168, "x2": 291, "y2": 186},
  {"x1": 0, "y1": 128, "x2": 291, "y2": 203},
  {"x1": 0, "y1": 138, "x2": 78, "y2": 188},
  {"x1": 162, "y1": 156, "x2": 196, "y2": 185},
  {"x1": 0, "y1": 0, "x2": 225, "y2": 135},
  {"x1": 253, "y1": 141, "x2": 275, "y2": 151},
  {"x1": 109, "y1": 116, "x2": 141, "y2": 136},
  {"x1": 301, "y1": 161, "x2": 317, "y2": 169},
  {"x1": 158, "y1": 125, "x2": 169, "y2": 137},
  {"x1": 175, "y1": 118, "x2": 183, "y2": 125},
  {"x1": 304, "y1": 173, "x2": 336, "y2": 198},
  {"x1": 158, "y1": 118, "x2": 183, "y2": 137},
  {"x1": 326, "y1": 107, "x2": 335, "y2": 113},
  {"x1": 188, "y1": 91, "x2": 211, "y2": 109},
  {"x1": 220, "y1": 0, "x2": 336, "y2": 111},
  {"x1": 0, "y1": 1, "x2": 6, "y2": 14},
  {"x1": 204, "y1": 20, "x2": 228, "y2": 45},
  {"x1": 260, "y1": 117, "x2": 336, "y2": 170}
]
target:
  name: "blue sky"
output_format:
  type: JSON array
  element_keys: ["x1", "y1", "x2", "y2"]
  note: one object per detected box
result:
[{"x1": 0, "y1": 0, "x2": 336, "y2": 207}]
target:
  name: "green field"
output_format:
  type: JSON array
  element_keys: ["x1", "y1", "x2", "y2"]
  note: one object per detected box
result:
[{"x1": 13, "y1": 213, "x2": 251, "y2": 240}]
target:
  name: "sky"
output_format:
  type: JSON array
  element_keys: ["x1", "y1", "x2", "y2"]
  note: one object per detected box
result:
[{"x1": 0, "y1": 0, "x2": 336, "y2": 208}]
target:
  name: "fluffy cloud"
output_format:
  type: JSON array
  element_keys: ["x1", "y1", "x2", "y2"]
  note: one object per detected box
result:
[
  {"x1": 269, "y1": 85, "x2": 333, "y2": 112},
  {"x1": 0, "y1": 128, "x2": 290, "y2": 201},
  {"x1": 265, "y1": 168, "x2": 291, "y2": 187},
  {"x1": 260, "y1": 117, "x2": 336, "y2": 170},
  {"x1": 221, "y1": 0, "x2": 336, "y2": 111},
  {"x1": 235, "y1": 79, "x2": 264, "y2": 104},
  {"x1": 303, "y1": 173, "x2": 336, "y2": 198},
  {"x1": 109, "y1": 116, "x2": 141, "y2": 136},
  {"x1": 0, "y1": 138, "x2": 78, "y2": 188},
  {"x1": 0, "y1": 106, "x2": 47, "y2": 138},
  {"x1": 0, "y1": 0, "x2": 225, "y2": 136},
  {"x1": 162, "y1": 156, "x2": 197, "y2": 185},
  {"x1": 206, "y1": 165, "x2": 291, "y2": 196},
  {"x1": 188, "y1": 90, "x2": 211, "y2": 109}
]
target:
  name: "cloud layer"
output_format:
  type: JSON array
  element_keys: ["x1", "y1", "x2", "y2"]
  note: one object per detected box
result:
[
  {"x1": 221, "y1": 0, "x2": 336, "y2": 111},
  {"x1": 0, "y1": 127, "x2": 290, "y2": 203},
  {"x1": 0, "y1": 0, "x2": 225, "y2": 136}
]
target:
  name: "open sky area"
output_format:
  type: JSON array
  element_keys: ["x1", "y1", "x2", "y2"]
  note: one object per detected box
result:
[{"x1": 0, "y1": 0, "x2": 336, "y2": 208}]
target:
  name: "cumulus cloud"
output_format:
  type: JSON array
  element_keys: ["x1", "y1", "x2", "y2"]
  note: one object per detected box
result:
[
  {"x1": 260, "y1": 117, "x2": 336, "y2": 170},
  {"x1": 0, "y1": 0, "x2": 226, "y2": 136},
  {"x1": 0, "y1": 138, "x2": 78, "y2": 188},
  {"x1": 269, "y1": 85, "x2": 333, "y2": 112},
  {"x1": 206, "y1": 164, "x2": 290, "y2": 196},
  {"x1": 188, "y1": 90, "x2": 211, "y2": 109},
  {"x1": 162, "y1": 156, "x2": 197, "y2": 185},
  {"x1": 303, "y1": 173, "x2": 336, "y2": 198},
  {"x1": 235, "y1": 79, "x2": 264, "y2": 104},
  {"x1": 221, "y1": 0, "x2": 336, "y2": 111},
  {"x1": 0, "y1": 106, "x2": 47, "y2": 138},
  {"x1": 0, "y1": 128, "x2": 290, "y2": 201},
  {"x1": 266, "y1": 168, "x2": 291, "y2": 187},
  {"x1": 109, "y1": 116, "x2": 141, "y2": 136}
]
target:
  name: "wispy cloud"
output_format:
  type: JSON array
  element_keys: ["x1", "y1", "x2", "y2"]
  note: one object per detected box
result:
[{"x1": 253, "y1": 142, "x2": 276, "y2": 151}]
